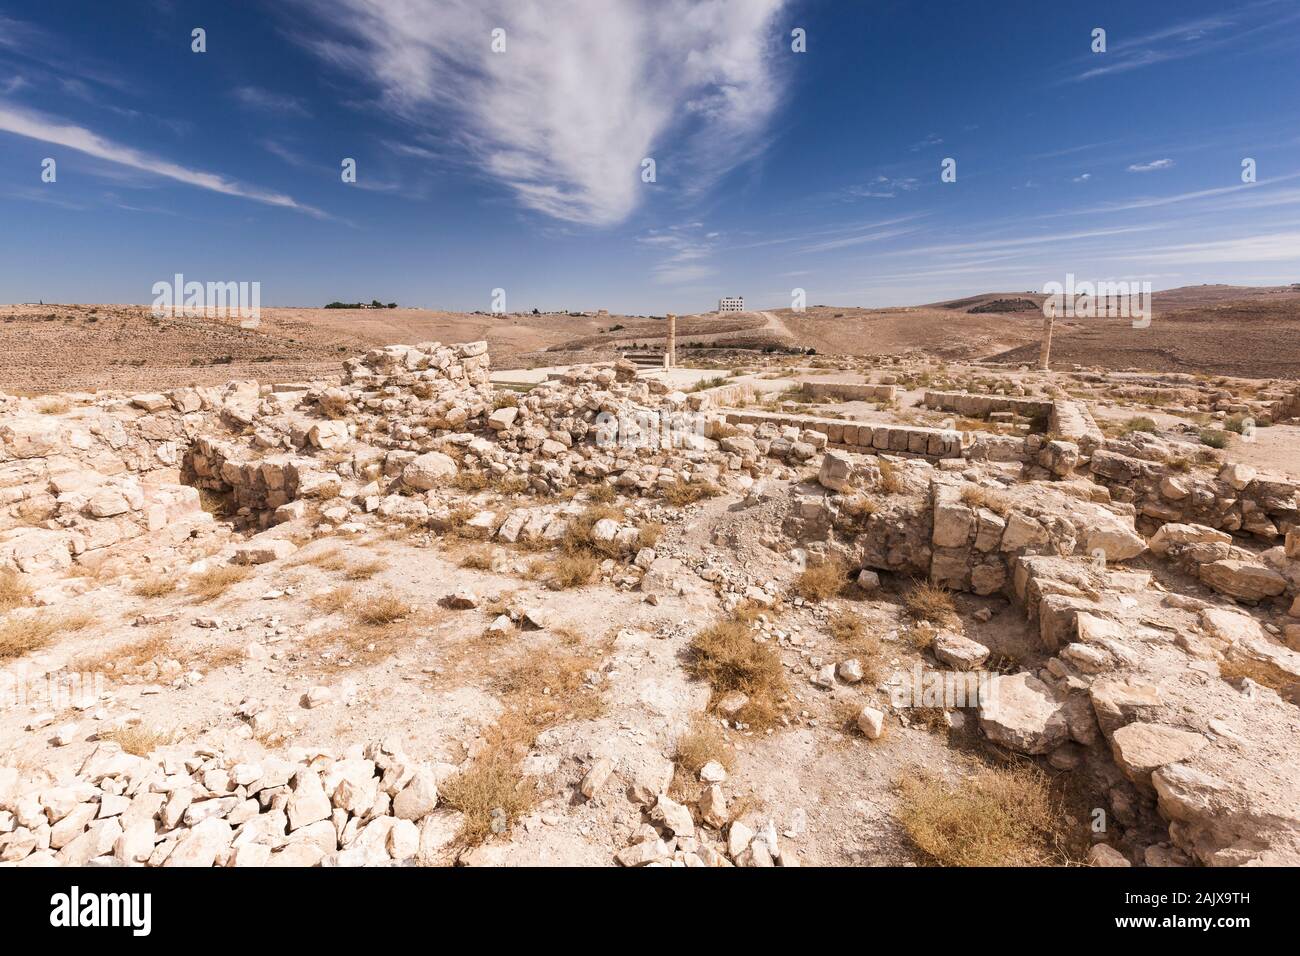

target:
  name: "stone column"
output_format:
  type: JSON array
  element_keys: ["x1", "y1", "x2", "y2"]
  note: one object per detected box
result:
[
  {"x1": 1038, "y1": 308, "x2": 1054, "y2": 370},
  {"x1": 666, "y1": 313, "x2": 677, "y2": 368}
]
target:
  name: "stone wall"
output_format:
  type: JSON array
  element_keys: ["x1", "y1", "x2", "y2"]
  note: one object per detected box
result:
[{"x1": 724, "y1": 411, "x2": 964, "y2": 459}]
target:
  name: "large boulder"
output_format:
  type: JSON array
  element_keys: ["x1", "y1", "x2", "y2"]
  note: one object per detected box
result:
[
  {"x1": 978, "y1": 673, "x2": 1070, "y2": 754},
  {"x1": 1199, "y1": 560, "x2": 1287, "y2": 602},
  {"x1": 401, "y1": 452, "x2": 458, "y2": 491}
]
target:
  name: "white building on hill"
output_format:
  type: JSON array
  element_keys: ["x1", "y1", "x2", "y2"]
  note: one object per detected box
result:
[{"x1": 718, "y1": 296, "x2": 744, "y2": 313}]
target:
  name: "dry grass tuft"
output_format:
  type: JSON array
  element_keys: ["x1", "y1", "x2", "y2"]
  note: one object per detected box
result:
[
  {"x1": 896, "y1": 762, "x2": 1083, "y2": 866},
  {"x1": 561, "y1": 504, "x2": 625, "y2": 559},
  {"x1": 635, "y1": 521, "x2": 663, "y2": 550},
  {"x1": 459, "y1": 548, "x2": 494, "y2": 571},
  {"x1": 828, "y1": 612, "x2": 883, "y2": 683},
  {"x1": 0, "y1": 611, "x2": 97, "y2": 663},
  {"x1": 794, "y1": 555, "x2": 850, "y2": 602},
  {"x1": 189, "y1": 564, "x2": 251, "y2": 601},
  {"x1": 662, "y1": 481, "x2": 721, "y2": 507},
  {"x1": 441, "y1": 647, "x2": 605, "y2": 845},
  {"x1": 674, "y1": 716, "x2": 735, "y2": 776},
  {"x1": 959, "y1": 485, "x2": 1011, "y2": 515},
  {"x1": 0, "y1": 568, "x2": 31, "y2": 613},
  {"x1": 99, "y1": 725, "x2": 175, "y2": 757},
  {"x1": 36, "y1": 395, "x2": 70, "y2": 415},
  {"x1": 352, "y1": 592, "x2": 411, "y2": 626},
  {"x1": 903, "y1": 580, "x2": 957, "y2": 626},
  {"x1": 343, "y1": 559, "x2": 385, "y2": 581},
  {"x1": 70, "y1": 630, "x2": 172, "y2": 675},
  {"x1": 544, "y1": 552, "x2": 599, "y2": 590},
  {"x1": 688, "y1": 619, "x2": 788, "y2": 728},
  {"x1": 310, "y1": 586, "x2": 356, "y2": 615},
  {"x1": 132, "y1": 575, "x2": 178, "y2": 598},
  {"x1": 877, "y1": 459, "x2": 904, "y2": 495}
]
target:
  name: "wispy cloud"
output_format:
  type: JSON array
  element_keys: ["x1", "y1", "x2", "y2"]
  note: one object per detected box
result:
[
  {"x1": 293, "y1": 0, "x2": 790, "y2": 227},
  {"x1": 640, "y1": 222, "x2": 721, "y2": 284},
  {"x1": 233, "y1": 86, "x2": 311, "y2": 116},
  {"x1": 1067, "y1": 1, "x2": 1300, "y2": 82},
  {"x1": 1111, "y1": 230, "x2": 1300, "y2": 265},
  {"x1": 1127, "y1": 158, "x2": 1174, "y2": 173},
  {"x1": 842, "y1": 175, "x2": 919, "y2": 200},
  {"x1": 0, "y1": 101, "x2": 326, "y2": 217},
  {"x1": 909, "y1": 133, "x2": 943, "y2": 152},
  {"x1": 1072, "y1": 173, "x2": 1092, "y2": 183}
]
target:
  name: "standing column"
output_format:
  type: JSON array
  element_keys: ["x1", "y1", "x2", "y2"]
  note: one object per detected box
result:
[
  {"x1": 666, "y1": 313, "x2": 677, "y2": 368},
  {"x1": 1038, "y1": 307, "x2": 1055, "y2": 370}
]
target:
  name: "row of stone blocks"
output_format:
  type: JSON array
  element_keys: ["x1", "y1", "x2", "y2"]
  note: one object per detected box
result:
[
  {"x1": 724, "y1": 410, "x2": 963, "y2": 459},
  {"x1": 800, "y1": 382, "x2": 898, "y2": 403},
  {"x1": 922, "y1": 390, "x2": 1053, "y2": 419}
]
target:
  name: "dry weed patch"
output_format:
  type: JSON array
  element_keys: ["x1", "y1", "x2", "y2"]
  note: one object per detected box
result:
[
  {"x1": 904, "y1": 580, "x2": 957, "y2": 627},
  {"x1": 441, "y1": 646, "x2": 606, "y2": 845},
  {"x1": 0, "y1": 568, "x2": 31, "y2": 613},
  {"x1": 189, "y1": 565, "x2": 251, "y2": 601},
  {"x1": 896, "y1": 761, "x2": 1083, "y2": 866},
  {"x1": 688, "y1": 619, "x2": 788, "y2": 728},
  {"x1": 795, "y1": 555, "x2": 850, "y2": 602},
  {"x1": 100, "y1": 725, "x2": 175, "y2": 757},
  {"x1": 0, "y1": 611, "x2": 97, "y2": 663}
]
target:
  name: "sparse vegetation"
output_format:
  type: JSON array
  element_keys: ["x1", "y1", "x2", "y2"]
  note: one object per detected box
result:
[
  {"x1": 0, "y1": 611, "x2": 97, "y2": 663},
  {"x1": 189, "y1": 564, "x2": 251, "y2": 601},
  {"x1": 0, "y1": 568, "x2": 31, "y2": 613},
  {"x1": 794, "y1": 555, "x2": 850, "y2": 602},
  {"x1": 99, "y1": 725, "x2": 176, "y2": 757},
  {"x1": 688, "y1": 619, "x2": 788, "y2": 728},
  {"x1": 1120, "y1": 415, "x2": 1158, "y2": 435},
  {"x1": 662, "y1": 481, "x2": 722, "y2": 507},
  {"x1": 903, "y1": 580, "x2": 957, "y2": 627},
  {"x1": 897, "y1": 761, "x2": 1083, "y2": 866},
  {"x1": 1199, "y1": 428, "x2": 1229, "y2": 449}
]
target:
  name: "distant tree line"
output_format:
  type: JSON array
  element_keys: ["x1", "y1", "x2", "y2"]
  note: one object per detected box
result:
[{"x1": 324, "y1": 300, "x2": 398, "y2": 309}]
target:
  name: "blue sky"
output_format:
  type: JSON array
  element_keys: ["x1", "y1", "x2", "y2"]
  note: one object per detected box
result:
[{"x1": 2, "y1": 0, "x2": 1299, "y2": 313}]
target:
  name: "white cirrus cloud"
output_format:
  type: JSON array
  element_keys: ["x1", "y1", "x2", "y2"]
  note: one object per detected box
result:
[
  {"x1": 1127, "y1": 158, "x2": 1175, "y2": 173},
  {"x1": 233, "y1": 86, "x2": 312, "y2": 116},
  {"x1": 293, "y1": 0, "x2": 790, "y2": 227},
  {"x1": 0, "y1": 101, "x2": 326, "y2": 217}
]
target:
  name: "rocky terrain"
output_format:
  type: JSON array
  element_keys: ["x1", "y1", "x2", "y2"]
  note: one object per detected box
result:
[{"x1": 1, "y1": 336, "x2": 1298, "y2": 868}]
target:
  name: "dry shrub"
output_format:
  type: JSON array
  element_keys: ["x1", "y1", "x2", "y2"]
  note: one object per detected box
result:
[
  {"x1": 636, "y1": 521, "x2": 663, "y2": 550},
  {"x1": 459, "y1": 549, "x2": 494, "y2": 571},
  {"x1": 344, "y1": 559, "x2": 384, "y2": 581},
  {"x1": 877, "y1": 459, "x2": 904, "y2": 495},
  {"x1": 662, "y1": 481, "x2": 721, "y2": 507},
  {"x1": 840, "y1": 494, "x2": 880, "y2": 530},
  {"x1": 70, "y1": 630, "x2": 172, "y2": 675},
  {"x1": 545, "y1": 553, "x2": 598, "y2": 590},
  {"x1": 442, "y1": 648, "x2": 604, "y2": 845},
  {"x1": 904, "y1": 580, "x2": 957, "y2": 626},
  {"x1": 897, "y1": 762, "x2": 1083, "y2": 866},
  {"x1": 292, "y1": 548, "x2": 346, "y2": 572},
  {"x1": 189, "y1": 565, "x2": 251, "y2": 601},
  {"x1": 99, "y1": 725, "x2": 175, "y2": 757},
  {"x1": 560, "y1": 505, "x2": 624, "y2": 559},
  {"x1": 452, "y1": 471, "x2": 490, "y2": 492},
  {"x1": 688, "y1": 619, "x2": 787, "y2": 728},
  {"x1": 587, "y1": 482, "x2": 617, "y2": 503},
  {"x1": 36, "y1": 396, "x2": 70, "y2": 415},
  {"x1": 828, "y1": 612, "x2": 883, "y2": 683},
  {"x1": 959, "y1": 485, "x2": 1010, "y2": 514},
  {"x1": 0, "y1": 568, "x2": 31, "y2": 613},
  {"x1": 905, "y1": 621, "x2": 940, "y2": 651},
  {"x1": 674, "y1": 716, "x2": 735, "y2": 775},
  {"x1": 132, "y1": 575, "x2": 178, "y2": 598},
  {"x1": 352, "y1": 592, "x2": 411, "y2": 626},
  {"x1": 310, "y1": 586, "x2": 356, "y2": 615},
  {"x1": 795, "y1": 555, "x2": 849, "y2": 602},
  {"x1": 0, "y1": 611, "x2": 96, "y2": 663}
]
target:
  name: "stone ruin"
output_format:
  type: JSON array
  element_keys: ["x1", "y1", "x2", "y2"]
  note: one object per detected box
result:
[{"x1": 1, "y1": 340, "x2": 1298, "y2": 867}]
